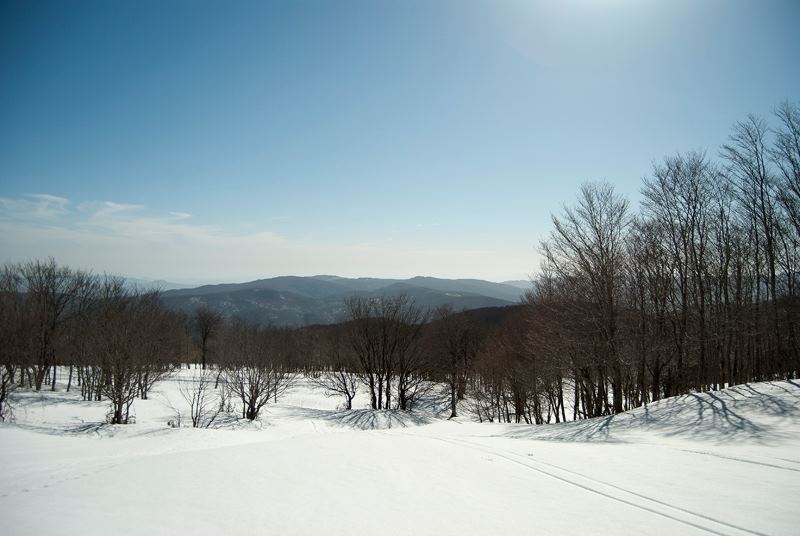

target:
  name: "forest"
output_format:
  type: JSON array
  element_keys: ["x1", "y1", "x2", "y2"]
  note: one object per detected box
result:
[{"x1": 1, "y1": 101, "x2": 799, "y2": 426}]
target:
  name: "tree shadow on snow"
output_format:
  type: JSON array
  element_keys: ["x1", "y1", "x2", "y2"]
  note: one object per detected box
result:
[
  {"x1": 503, "y1": 380, "x2": 800, "y2": 445},
  {"x1": 11, "y1": 390, "x2": 97, "y2": 408},
  {"x1": 14, "y1": 420, "x2": 110, "y2": 437},
  {"x1": 281, "y1": 406, "x2": 435, "y2": 430}
]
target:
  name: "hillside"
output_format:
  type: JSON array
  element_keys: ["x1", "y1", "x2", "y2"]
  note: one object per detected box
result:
[
  {"x1": 0, "y1": 376, "x2": 797, "y2": 535},
  {"x1": 160, "y1": 275, "x2": 529, "y2": 325}
]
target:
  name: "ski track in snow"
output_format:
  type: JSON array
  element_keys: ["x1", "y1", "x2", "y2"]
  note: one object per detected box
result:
[
  {"x1": 1, "y1": 460, "x2": 123, "y2": 499},
  {"x1": 673, "y1": 448, "x2": 800, "y2": 473},
  {"x1": 394, "y1": 432, "x2": 765, "y2": 536}
]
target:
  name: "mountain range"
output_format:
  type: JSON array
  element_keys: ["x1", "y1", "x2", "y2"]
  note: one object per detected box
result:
[{"x1": 160, "y1": 275, "x2": 531, "y2": 326}]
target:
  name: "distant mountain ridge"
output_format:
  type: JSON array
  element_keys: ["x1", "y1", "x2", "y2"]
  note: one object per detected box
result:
[
  {"x1": 160, "y1": 275, "x2": 530, "y2": 326},
  {"x1": 501, "y1": 279, "x2": 533, "y2": 290}
]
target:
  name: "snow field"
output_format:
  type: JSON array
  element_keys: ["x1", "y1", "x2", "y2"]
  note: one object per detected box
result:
[{"x1": 1, "y1": 370, "x2": 797, "y2": 535}]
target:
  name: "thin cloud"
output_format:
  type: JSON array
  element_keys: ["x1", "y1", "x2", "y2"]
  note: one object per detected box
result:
[
  {"x1": 168, "y1": 211, "x2": 192, "y2": 220},
  {"x1": 0, "y1": 194, "x2": 538, "y2": 281},
  {"x1": 0, "y1": 193, "x2": 69, "y2": 221}
]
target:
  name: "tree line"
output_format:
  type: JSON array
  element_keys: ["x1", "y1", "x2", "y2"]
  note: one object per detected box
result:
[
  {"x1": 0, "y1": 258, "x2": 485, "y2": 424},
  {"x1": 0, "y1": 260, "x2": 297, "y2": 423},
  {"x1": 520, "y1": 101, "x2": 800, "y2": 421}
]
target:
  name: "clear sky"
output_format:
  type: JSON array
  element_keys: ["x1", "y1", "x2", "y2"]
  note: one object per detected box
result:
[{"x1": 1, "y1": 0, "x2": 798, "y2": 283}]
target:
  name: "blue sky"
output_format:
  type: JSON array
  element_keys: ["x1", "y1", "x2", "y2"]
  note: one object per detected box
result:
[{"x1": 1, "y1": 0, "x2": 799, "y2": 282}]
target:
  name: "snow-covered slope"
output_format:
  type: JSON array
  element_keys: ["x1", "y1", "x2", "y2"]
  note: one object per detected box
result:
[{"x1": 1, "y1": 373, "x2": 797, "y2": 536}]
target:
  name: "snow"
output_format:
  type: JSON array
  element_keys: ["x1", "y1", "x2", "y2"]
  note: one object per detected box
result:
[{"x1": 1, "y1": 371, "x2": 798, "y2": 536}]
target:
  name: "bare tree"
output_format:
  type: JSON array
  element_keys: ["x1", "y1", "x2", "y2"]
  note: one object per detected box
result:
[
  {"x1": 310, "y1": 369, "x2": 359, "y2": 410},
  {"x1": 193, "y1": 305, "x2": 222, "y2": 370},
  {"x1": 394, "y1": 301, "x2": 428, "y2": 411},
  {"x1": 19, "y1": 258, "x2": 94, "y2": 391},
  {"x1": 771, "y1": 101, "x2": 800, "y2": 373},
  {"x1": 641, "y1": 151, "x2": 717, "y2": 391},
  {"x1": 0, "y1": 265, "x2": 27, "y2": 420},
  {"x1": 307, "y1": 329, "x2": 359, "y2": 409},
  {"x1": 541, "y1": 182, "x2": 630, "y2": 413},
  {"x1": 773, "y1": 102, "x2": 800, "y2": 235},
  {"x1": 220, "y1": 322, "x2": 295, "y2": 421},
  {"x1": 179, "y1": 370, "x2": 223, "y2": 427},
  {"x1": 89, "y1": 278, "x2": 182, "y2": 424},
  {"x1": 429, "y1": 305, "x2": 477, "y2": 418},
  {"x1": 722, "y1": 116, "x2": 784, "y2": 374},
  {"x1": 344, "y1": 294, "x2": 427, "y2": 410}
]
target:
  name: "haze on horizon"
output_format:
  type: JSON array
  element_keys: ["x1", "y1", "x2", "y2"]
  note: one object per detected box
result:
[{"x1": 1, "y1": 0, "x2": 799, "y2": 283}]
